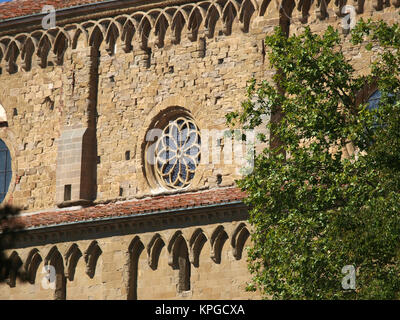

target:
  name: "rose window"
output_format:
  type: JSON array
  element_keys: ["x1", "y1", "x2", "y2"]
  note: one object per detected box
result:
[{"x1": 154, "y1": 117, "x2": 201, "y2": 189}]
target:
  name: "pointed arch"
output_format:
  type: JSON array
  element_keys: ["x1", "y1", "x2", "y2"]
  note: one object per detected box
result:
[
  {"x1": 316, "y1": 0, "x2": 330, "y2": 20},
  {"x1": 72, "y1": 26, "x2": 89, "y2": 49},
  {"x1": 222, "y1": 0, "x2": 240, "y2": 35},
  {"x1": 37, "y1": 34, "x2": 54, "y2": 68},
  {"x1": 259, "y1": 0, "x2": 272, "y2": 16},
  {"x1": 147, "y1": 233, "x2": 165, "y2": 270},
  {"x1": 168, "y1": 230, "x2": 186, "y2": 267},
  {"x1": 64, "y1": 243, "x2": 82, "y2": 281},
  {"x1": 105, "y1": 20, "x2": 122, "y2": 55},
  {"x1": 189, "y1": 228, "x2": 207, "y2": 267},
  {"x1": 334, "y1": 0, "x2": 346, "y2": 16},
  {"x1": 5, "y1": 40, "x2": 20, "y2": 74},
  {"x1": 154, "y1": 11, "x2": 171, "y2": 48},
  {"x1": 24, "y1": 248, "x2": 42, "y2": 284},
  {"x1": 355, "y1": 0, "x2": 365, "y2": 13},
  {"x1": 188, "y1": 4, "x2": 207, "y2": 41},
  {"x1": 204, "y1": 3, "x2": 223, "y2": 38},
  {"x1": 231, "y1": 223, "x2": 250, "y2": 260},
  {"x1": 121, "y1": 17, "x2": 138, "y2": 52},
  {"x1": 53, "y1": 31, "x2": 69, "y2": 65},
  {"x1": 45, "y1": 246, "x2": 66, "y2": 300},
  {"x1": 103, "y1": 18, "x2": 123, "y2": 36},
  {"x1": 171, "y1": 8, "x2": 189, "y2": 44},
  {"x1": 296, "y1": 0, "x2": 312, "y2": 23},
  {"x1": 21, "y1": 36, "x2": 37, "y2": 71},
  {"x1": 168, "y1": 231, "x2": 190, "y2": 292},
  {"x1": 138, "y1": 14, "x2": 155, "y2": 50},
  {"x1": 89, "y1": 25, "x2": 105, "y2": 51},
  {"x1": 7, "y1": 251, "x2": 22, "y2": 287},
  {"x1": 127, "y1": 236, "x2": 145, "y2": 300},
  {"x1": 210, "y1": 225, "x2": 228, "y2": 264},
  {"x1": 239, "y1": 0, "x2": 257, "y2": 32},
  {"x1": 84, "y1": 240, "x2": 102, "y2": 279}
]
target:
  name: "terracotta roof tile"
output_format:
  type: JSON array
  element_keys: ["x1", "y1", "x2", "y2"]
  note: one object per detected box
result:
[
  {"x1": 12, "y1": 187, "x2": 246, "y2": 229},
  {"x1": 0, "y1": 0, "x2": 109, "y2": 21}
]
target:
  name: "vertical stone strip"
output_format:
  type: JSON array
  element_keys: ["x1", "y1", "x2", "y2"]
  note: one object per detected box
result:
[{"x1": 55, "y1": 46, "x2": 98, "y2": 207}]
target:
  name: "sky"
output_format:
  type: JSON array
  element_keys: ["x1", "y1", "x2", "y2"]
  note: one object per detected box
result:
[{"x1": 0, "y1": 0, "x2": 12, "y2": 3}]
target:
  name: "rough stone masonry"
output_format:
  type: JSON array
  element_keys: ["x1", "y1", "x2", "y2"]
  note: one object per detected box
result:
[{"x1": 0, "y1": 0, "x2": 398, "y2": 299}]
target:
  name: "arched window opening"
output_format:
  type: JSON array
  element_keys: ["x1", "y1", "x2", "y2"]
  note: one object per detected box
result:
[
  {"x1": 45, "y1": 247, "x2": 66, "y2": 300},
  {"x1": 176, "y1": 238, "x2": 191, "y2": 292},
  {"x1": 0, "y1": 103, "x2": 7, "y2": 126},
  {"x1": 0, "y1": 139, "x2": 12, "y2": 203},
  {"x1": 367, "y1": 90, "x2": 381, "y2": 111},
  {"x1": 127, "y1": 237, "x2": 144, "y2": 300},
  {"x1": 366, "y1": 89, "x2": 396, "y2": 133},
  {"x1": 367, "y1": 89, "x2": 396, "y2": 111}
]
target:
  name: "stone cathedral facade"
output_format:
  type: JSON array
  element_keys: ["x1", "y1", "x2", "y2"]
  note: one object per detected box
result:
[{"x1": 0, "y1": 0, "x2": 398, "y2": 300}]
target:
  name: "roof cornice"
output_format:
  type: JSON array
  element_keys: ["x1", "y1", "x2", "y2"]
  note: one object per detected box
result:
[{"x1": 0, "y1": 0, "x2": 194, "y2": 36}]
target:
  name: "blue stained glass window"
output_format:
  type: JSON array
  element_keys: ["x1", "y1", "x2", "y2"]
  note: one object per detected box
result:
[
  {"x1": 0, "y1": 139, "x2": 12, "y2": 203},
  {"x1": 154, "y1": 117, "x2": 201, "y2": 189},
  {"x1": 367, "y1": 90, "x2": 381, "y2": 111}
]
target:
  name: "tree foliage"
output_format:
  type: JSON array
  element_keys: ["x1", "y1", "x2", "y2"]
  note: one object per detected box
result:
[
  {"x1": 0, "y1": 206, "x2": 25, "y2": 284},
  {"x1": 226, "y1": 19, "x2": 400, "y2": 299}
]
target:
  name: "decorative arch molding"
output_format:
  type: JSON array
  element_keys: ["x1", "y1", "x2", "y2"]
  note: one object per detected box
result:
[
  {"x1": 1, "y1": 0, "x2": 396, "y2": 74},
  {"x1": 210, "y1": 225, "x2": 228, "y2": 264},
  {"x1": 6, "y1": 251, "x2": 22, "y2": 288},
  {"x1": 64, "y1": 243, "x2": 82, "y2": 281},
  {"x1": 189, "y1": 228, "x2": 207, "y2": 267},
  {"x1": 127, "y1": 236, "x2": 145, "y2": 300},
  {"x1": 239, "y1": 0, "x2": 258, "y2": 32},
  {"x1": 24, "y1": 248, "x2": 42, "y2": 284},
  {"x1": 84, "y1": 240, "x2": 102, "y2": 279},
  {"x1": 167, "y1": 230, "x2": 187, "y2": 268},
  {"x1": 0, "y1": 0, "x2": 268, "y2": 75},
  {"x1": 147, "y1": 233, "x2": 165, "y2": 270},
  {"x1": 44, "y1": 246, "x2": 66, "y2": 300},
  {"x1": 167, "y1": 231, "x2": 191, "y2": 292},
  {"x1": 230, "y1": 222, "x2": 250, "y2": 260}
]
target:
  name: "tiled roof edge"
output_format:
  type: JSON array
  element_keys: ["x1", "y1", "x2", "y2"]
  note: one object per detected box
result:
[{"x1": 12, "y1": 187, "x2": 247, "y2": 230}]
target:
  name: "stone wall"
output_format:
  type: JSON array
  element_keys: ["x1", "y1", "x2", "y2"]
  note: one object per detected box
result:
[
  {"x1": 0, "y1": 0, "x2": 399, "y2": 300},
  {"x1": 0, "y1": 205, "x2": 256, "y2": 300},
  {"x1": 0, "y1": 0, "x2": 398, "y2": 211}
]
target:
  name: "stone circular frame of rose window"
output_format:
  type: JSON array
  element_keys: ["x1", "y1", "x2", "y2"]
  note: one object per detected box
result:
[{"x1": 143, "y1": 107, "x2": 202, "y2": 192}]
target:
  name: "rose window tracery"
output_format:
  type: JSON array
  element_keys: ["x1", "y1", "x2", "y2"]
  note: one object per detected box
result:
[{"x1": 154, "y1": 117, "x2": 201, "y2": 189}]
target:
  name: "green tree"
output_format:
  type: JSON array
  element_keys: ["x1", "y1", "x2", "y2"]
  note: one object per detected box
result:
[
  {"x1": 0, "y1": 206, "x2": 25, "y2": 284},
  {"x1": 226, "y1": 19, "x2": 400, "y2": 299}
]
